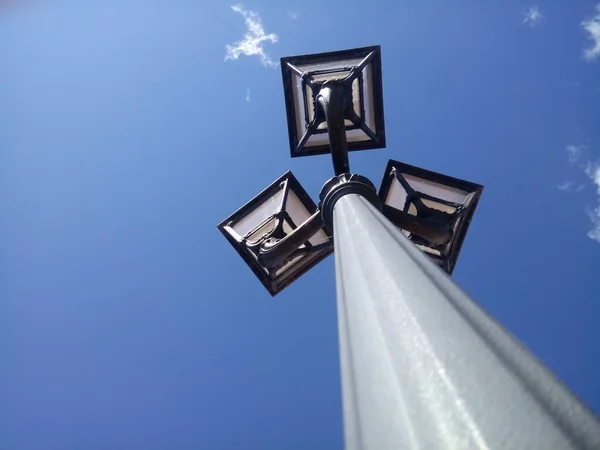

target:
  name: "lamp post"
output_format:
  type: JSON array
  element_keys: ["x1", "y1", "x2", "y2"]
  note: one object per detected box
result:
[{"x1": 218, "y1": 46, "x2": 600, "y2": 449}]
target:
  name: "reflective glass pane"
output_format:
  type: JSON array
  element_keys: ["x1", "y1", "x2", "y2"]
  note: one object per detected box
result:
[
  {"x1": 290, "y1": 70, "x2": 307, "y2": 143},
  {"x1": 402, "y1": 174, "x2": 469, "y2": 205},
  {"x1": 305, "y1": 84, "x2": 315, "y2": 125},
  {"x1": 310, "y1": 70, "x2": 351, "y2": 83},
  {"x1": 463, "y1": 191, "x2": 477, "y2": 207},
  {"x1": 286, "y1": 191, "x2": 312, "y2": 227},
  {"x1": 297, "y1": 58, "x2": 363, "y2": 74},
  {"x1": 385, "y1": 176, "x2": 407, "y2": 211},
  {"x1": 408, "y1": 202, "x2": 418, "y2": 216},
  {"x1": 452, "y1": 216, "x2": 463, "y2": 234},
  {"x1": 362, "y1": 63, "x2": 376, "y2": 130},
  {"x1": 346, "y1": 128, "x2": 369, "y2": 143},
  {"x1": 304, "y1": 133, "x2": 330, "y2": 147},
  {"x1": 303, "y1": 128, "x2": 371, "y2": 148},
  {"x1": 421, "y1": 198, "x2": 457, "y2": 214},
  {"x1": 416, "y1": 244, "x2": 441, "y2": 256},
  {"x1": 352, "y1": 78, "x2": 361, "y2": 118},
  {"x1": 282, "y1": 219, "x2": 294, "y2": 235},
  {"x1": 246, "y1": 217, "x2": 277, "y2": 244},
  {"x1": 309, "y1": 228, "x2": 329, "y2": 246},
  {"x1": 232, "y1": 188, "x2": 284, "y2": 237},
  {"x1": 285, "y1": 215, "x2": 328, "y2": 247},
  {"x1": 276, "y1": 254, "x2": 305, "y2": 276}
]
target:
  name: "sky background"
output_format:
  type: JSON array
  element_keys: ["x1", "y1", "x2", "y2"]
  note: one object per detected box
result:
[{"x1": 2, "y1": 1, "x2": 600, "y2": 449}]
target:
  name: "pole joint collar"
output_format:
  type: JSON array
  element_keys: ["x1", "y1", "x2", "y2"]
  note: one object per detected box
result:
[{"x1": 319, "y1": 174, "x2": 381, "y2": 232}]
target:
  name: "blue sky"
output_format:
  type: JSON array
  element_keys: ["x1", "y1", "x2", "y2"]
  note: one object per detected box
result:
[{"x1": 1, "y1": 1, "x2": 600, "y2": 449}]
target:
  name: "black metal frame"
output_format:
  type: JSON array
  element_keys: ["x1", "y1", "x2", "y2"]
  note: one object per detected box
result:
[
  {"x1": 217, "y1": 171, "x2": 333, "y2": 296},
  {"x1": 378, "y1": 160, "x2": 483, "y2": 274},
  {"x1": 281, "y1": 46, "x2": 386, "y2": 161}
]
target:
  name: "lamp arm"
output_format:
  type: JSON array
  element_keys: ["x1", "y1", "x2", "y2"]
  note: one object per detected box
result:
[
  {"x1": 257, "y1": 211, "x2": 324, "y2": 269},
  {"x1": 317, "y1": 81, "x2": 350, "y2": 175}
]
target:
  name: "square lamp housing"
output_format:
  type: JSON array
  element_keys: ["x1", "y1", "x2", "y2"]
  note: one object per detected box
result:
[
  {"x1": 218, "y1": 172, "x2": 333, "y2": 296},
  {"x1": 379, "y1": 160, "x2": 483, "y2": 274},
  {"x1": 281, "y1": 45, "x2": 386, "y2": 158}
]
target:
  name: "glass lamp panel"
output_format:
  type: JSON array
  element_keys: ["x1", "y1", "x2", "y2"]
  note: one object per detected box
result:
[
  {"x1": 421, "y1": 198, "x2": 457, "y2": 214},
  {"x1": 312, "y1": 120, "x2": 358, "y2": 131},
  {"x1": 346, "y1": 128, "x2": 370, "y2": 143},
  {"x1": 452, "y1": 216, "x2": 463, "y2": 234},
  {"x1": 286, "y1": 190, "x2": 312, "y2": 227},
  {"x1": 310, "y1": 70, "x2": 352, "y2": 83},
  {"x1": 352, "y1": 78, "x2": 361, "y2": 118},
  {"x1": 283, "y1": 213, "x2": 328, "y2": 247},
  {"x1": 384, "y1": 176, "x2": 408, "y2": 211},
  {"x1": 402, "y1": 174, "x2": 469, "y2": 205},
  {"x1": 362, "y1": 63, "x2": 376, "y2": 131},
  {"x1": 407, "y1": 202, "x2": 418, "y2": 216},
  {"x1": 290, "y1": 70, "x2": 307, "y2": 149},
  {"x1": 232, "y1": 188, "x2": 284, "y2": 238},
  {"x1": 276, "y1": 255, "x2": 304, "y2": 276},
  {"x1": 416, "y1": 244, "x2": 441, "y2": 256},
  {"x1": 463, "y1": 191, "x2": 477, "y2": 207},
  {"x1": 309, "y1": 228, "x2": 329, "y2": 245},
  {"x1": 304, "y1": 133, "x2": 330, "y2": 148},
  {"x1": 282, "y1": 219, "x2": 294, "y2": 235},
  {"x1": 284, "y1": 193, "x2": 329, "y2": 245},
  {"x1": 305, "y1": 84, "x2": 315, "y2": 126},
  {"x1": 296, "y1": 57, "x2": 363, "y2": 74}
]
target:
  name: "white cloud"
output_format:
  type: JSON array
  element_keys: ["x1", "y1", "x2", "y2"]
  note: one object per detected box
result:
[
  {"x1": 582, "y1": 4, "x2": 600, "y2": 60},
  {"x1": 225, "y1": 5, "x2": 278, "y2": 68},
  {"x1": 524, "y1": 6, "x2": 542, "y2": 27},
  {"x1": 566, "y1": 144, "x2": 584, "y2": 163},
  {"x1": 585, "y1": 161, "x2": 600, "y2": 242},
  {"x1": 558, "y1": 145, "x2": 600, "y2": 241},
  {"x1": 288, "y1": 10, "x2": 299, "y2": 20},
  {"x1": 245, "y1": 89, "x2": 251, "y2": 102}
]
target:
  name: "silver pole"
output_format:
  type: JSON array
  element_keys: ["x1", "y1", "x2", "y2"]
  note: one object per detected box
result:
[{"x1": 333, "y1": 193, "x2": 600, "y2": 450}]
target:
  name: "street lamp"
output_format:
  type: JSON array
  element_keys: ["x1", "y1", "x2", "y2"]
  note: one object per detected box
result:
[
  {"x1": 378, "y1": 159, "x2": 483, "y2": 274},
  {"x1": 217, "y1": 171, "x2": 332, "y2": 296},
  {"x1": 218, "y1": 45, "x2": 600, "y2": 449},
  {"x1": 281, "y1": 46, "x2": 385, "y2": 174}
]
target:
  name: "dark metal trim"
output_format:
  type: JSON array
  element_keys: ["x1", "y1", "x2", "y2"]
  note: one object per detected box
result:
[
  {"x1": 319, "y1": 173, "x2": 381, "y2": 233},
  {"x1": 317, "y1": 82, "x2": 350, "y2": 175}
]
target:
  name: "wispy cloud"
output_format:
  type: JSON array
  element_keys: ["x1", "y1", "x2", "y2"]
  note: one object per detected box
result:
[
  {"x1": 245, "y1": 89, "x2": 251, "y2": 102},
  {"x1": 585, "y1": 161, "x2": 600, "y2": 242},
  {"x1": 558, "y1": 181, "x2": 575, "y2": 191},
  {"x1": 524, "y1": 6, "x2": 542, "y2": 27},
  {"x1": 287, "y1": 10, "x2": 299, "y2": 20},
  {"x1": 558, "y1": 181, "x2": 585, "y2": 192},
  {"x1": 567, "y1": 144, "x2": 584, "y2": 163},
  {"x1": 225, "y1": 5, "x2": 278, "y2": 68},
  {"x1": 561, "y1": 143, "x2": 600, "y2": 243},
  {"x1": 582, "y1": 4, "x2": 600, "y2": 60}
]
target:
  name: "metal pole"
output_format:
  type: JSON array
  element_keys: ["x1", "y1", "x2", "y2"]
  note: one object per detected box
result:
[{"x1": 332, "y1": 193, "x2": 600, "y2": 450}]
